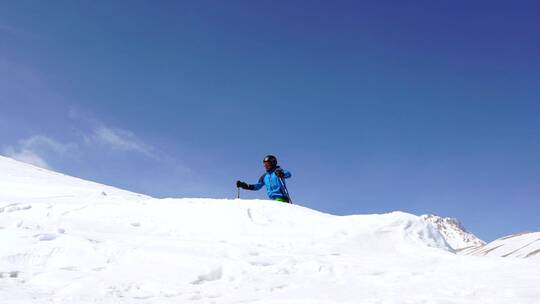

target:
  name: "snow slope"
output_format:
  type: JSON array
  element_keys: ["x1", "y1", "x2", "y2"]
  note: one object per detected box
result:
[
  {"x1": 421, "y1": 214, "x2": 486, "y2": 250},
  {"x1": 0, "y1": 155, "x2": 149, "y2": 202},
  {"x1": 460, "y1": 232, "x2": 540, "y2": 259},
  {"x1": 1, "y1": 156, "x2": 540, "y2": 303}
]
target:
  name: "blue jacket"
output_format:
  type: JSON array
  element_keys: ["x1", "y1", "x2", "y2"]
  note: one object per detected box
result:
[{"x1": 248, "y1": 167, "x2": 292, "y2": 199}]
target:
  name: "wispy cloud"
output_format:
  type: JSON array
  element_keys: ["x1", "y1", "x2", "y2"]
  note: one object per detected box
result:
[
  {"x1": 69, "y1": 107, "x2": 159, "y2": 159},
  {"x1": 2, "y1": 127, "x2": 159, "y2": 169},
  {"x1": 2, "y1": 135, "x2": 77, "y2": 169},
  {"x1": 3, "y1": 147, "x2": 50, "y2": 169},
  {"x1": 88, "y1": 126, "x2": 157, "y2": 158},
  {"x1": 20, "y1": 135, "x2": 76, "y2": 155},
  {"x1": 3, "y1": 105, "x2": 168, "y2": 172}
]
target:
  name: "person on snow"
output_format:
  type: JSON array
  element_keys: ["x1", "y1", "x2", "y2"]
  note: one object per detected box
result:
[{"x1": 236, "y1": 155, "x2": 292, "y2": 203}]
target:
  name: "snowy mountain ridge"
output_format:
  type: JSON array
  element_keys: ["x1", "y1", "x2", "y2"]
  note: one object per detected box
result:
[
  {"x1": 420, "y1": 214, "x2": 486, "y2": 250},
  {"x1": 1, "y1": 155, "x2": 540, "y2": 303},
  {"x1": 0, "y1": 155, "x2": 149, "y2": 202},
  {"x1": 460, "y1": 232, "x2": 540, "y2": 259}
]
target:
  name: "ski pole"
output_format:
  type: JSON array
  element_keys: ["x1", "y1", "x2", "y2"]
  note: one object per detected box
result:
[
  {"x1": 278, "y1": 177, "x2": 293, "y2": 204},
  {"x1": 237, "y1": 187, "x2": 240, "y2": 199}
]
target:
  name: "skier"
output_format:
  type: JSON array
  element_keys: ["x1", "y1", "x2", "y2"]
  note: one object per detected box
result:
[{"x1": 236, "y1": 155, "x2": 292, "y2": 203}]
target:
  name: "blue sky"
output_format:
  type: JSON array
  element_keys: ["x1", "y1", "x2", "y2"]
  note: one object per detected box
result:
[{"x1": 1, "y1": 1, "x2": 539, "y2": 241}]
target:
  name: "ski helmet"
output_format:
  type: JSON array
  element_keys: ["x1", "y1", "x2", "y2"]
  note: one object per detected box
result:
[{"x1": 263, "y1": 155, "x2": 278, "y2": 166}]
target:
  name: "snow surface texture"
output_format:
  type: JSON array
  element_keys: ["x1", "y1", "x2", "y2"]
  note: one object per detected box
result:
[
  {"x1": 1, "y1": 155, "x2": 540, "y2": 303},
  {"x1": 460, "y1": 232, "x2": 540, "y2": 259},
  {"x1": 420, "y1": 214, "x2": 486, "y2": 250}
]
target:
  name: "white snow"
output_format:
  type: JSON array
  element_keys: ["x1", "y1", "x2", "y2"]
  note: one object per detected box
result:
[
  {"x1": 1, "y1": 155, "x2": 540, "y2": 303},
  {"x1": 461, "y1": 232, "x2": 540, "y2": 259}
]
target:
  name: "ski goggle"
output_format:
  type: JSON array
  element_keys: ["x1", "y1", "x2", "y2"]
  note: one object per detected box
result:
[{"x1": 263, "y1": 156, "x2": 277, "y2": 165}]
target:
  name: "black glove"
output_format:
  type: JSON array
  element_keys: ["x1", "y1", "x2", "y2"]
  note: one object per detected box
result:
[
  {"x1": 275, "y1": 168, "x2": 285, "y2": 178},
  {"x1": 236, "y1": 180, "x2": 249, "y2": 189}
]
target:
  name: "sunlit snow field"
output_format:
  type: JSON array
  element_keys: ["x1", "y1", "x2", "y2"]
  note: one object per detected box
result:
[{"x1": 1, "y1": 156, "x2": 539, "y2": 304}]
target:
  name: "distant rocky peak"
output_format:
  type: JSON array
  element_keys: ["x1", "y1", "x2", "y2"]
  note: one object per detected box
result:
[{"x1": 421, "y1": 214, "x2": 486, "y2": 250}]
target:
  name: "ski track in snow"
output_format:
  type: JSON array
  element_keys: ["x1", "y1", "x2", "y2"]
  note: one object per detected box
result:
[{"x1": 1, "y1": 155, "x2": 540, "y2": 303}]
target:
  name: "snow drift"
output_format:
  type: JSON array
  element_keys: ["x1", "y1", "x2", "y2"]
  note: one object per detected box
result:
[{"x1": 1, "y1": 155, "x2": 540, "y2": 303}]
